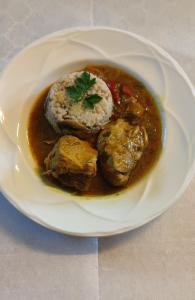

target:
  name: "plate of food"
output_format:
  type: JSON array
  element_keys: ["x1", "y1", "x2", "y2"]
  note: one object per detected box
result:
[{"x1": 0, "y1": 27, "x2": 194, "y2": 236}]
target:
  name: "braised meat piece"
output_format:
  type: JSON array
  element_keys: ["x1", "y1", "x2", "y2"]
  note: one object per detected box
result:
[
  {"x1": 44, "y1": 135, "x2": 98, "y2": 191},
  {"x1": 97, "y1": 119, "x2": 148, "y2": 186}
]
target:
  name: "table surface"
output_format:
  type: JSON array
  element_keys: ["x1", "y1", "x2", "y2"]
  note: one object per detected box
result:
[{"x1": 0, "y1": 0, "x2": 195, "y2": 299}]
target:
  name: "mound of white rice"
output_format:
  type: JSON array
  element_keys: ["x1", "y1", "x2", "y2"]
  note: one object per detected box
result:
[{"x1": 45, "y1": 72, "x2": 113, "y2": 133}]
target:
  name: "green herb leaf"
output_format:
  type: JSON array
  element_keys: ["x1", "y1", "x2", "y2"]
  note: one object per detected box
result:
[
  {"x1": 66, "y1": 86, "x2": 82, "y2": 102},
  {"x1": 75, "y1": 77, "x2": 86, "y2": 91},
  {"x1": 80, "y1": 72, "x2": 96, "y2": 90},
  {"x1": 81, "y1": 71, "x2": 90, "y2": 83},
  {"x1": 67, "y1": 72, "x2": 97, "y2": 103},
  {"x1": 83, "y1": 94, "x2": 102, "y2": 109}
]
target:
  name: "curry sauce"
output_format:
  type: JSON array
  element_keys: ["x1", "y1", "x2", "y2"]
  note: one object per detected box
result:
[{"x1": 28, "y1": 65, "x2": 162, "y2": 196}]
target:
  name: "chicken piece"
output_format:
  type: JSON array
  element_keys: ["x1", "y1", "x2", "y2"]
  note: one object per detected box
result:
[
  {"x1": 44, "y1": 135, "x2": 98, "y2": 191},
  {"x1": 97, "y1": 119, "x2": 148, "y2": 186}
]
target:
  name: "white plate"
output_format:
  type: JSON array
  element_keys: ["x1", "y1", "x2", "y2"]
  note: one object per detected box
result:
[{"x1": 0, "y1": 27, "x2": 194, "y2": 236}]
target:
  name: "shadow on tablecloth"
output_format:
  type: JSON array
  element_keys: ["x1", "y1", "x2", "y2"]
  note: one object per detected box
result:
[
  {"x1": 99, "y1": 216, "x2": 163, "y2": 252},
  {"x1": 0, "y1": 193, "x2": 97, "y2": 255}
]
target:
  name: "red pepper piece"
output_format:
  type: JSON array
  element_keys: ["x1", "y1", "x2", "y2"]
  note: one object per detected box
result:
[
  {"x1": 112, "y1": 90, "x2": 120, "y2": 104},
  {"x1": 106, "y1": 80, "x2": 121, "y2": 104},
  {"x1": 106, "y1": 80, "x2": 115, "y2": 90},
  {"x1": 122, "y1": 85, "x2": 132, "y2": 97}
]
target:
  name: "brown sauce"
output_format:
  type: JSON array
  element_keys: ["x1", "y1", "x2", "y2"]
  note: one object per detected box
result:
[{"x1": 28, "y1": 64, "x2": 162, "y2": 196}]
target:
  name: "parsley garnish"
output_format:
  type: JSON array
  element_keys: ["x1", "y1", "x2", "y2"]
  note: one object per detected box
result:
[
  {"x1": 66, "y1": 72, "x2": 102, "y2": 109},
  {"x1": 83, "y1": 94, "x2": 102, "y2": 109}
]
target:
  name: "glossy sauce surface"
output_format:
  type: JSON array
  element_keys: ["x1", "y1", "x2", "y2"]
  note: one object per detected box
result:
[{"x1": 28, "y1": 65, "x2": 162, "y2": 195}]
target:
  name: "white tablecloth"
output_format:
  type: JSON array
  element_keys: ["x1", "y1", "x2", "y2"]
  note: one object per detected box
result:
[{"x1": 0, "y1": 0, "x2": 195, "y2": 299}]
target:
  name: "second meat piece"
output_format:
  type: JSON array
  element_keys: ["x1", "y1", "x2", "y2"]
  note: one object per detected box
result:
[{"x1": 97, "y1": 119, "x2": 148, "y2": 187}]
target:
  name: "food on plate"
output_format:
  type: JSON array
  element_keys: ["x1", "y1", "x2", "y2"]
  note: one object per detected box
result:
[
  {"x1": 45, "y1": 71, "x2": 113, "y2": 137},
  {"x1": 97, "y1": 119, "x2": 148, "y2": 186},
  {"x1": 28, "y1": 64, "x2": 162, "y2": 195},
  {"x1": 44, "y1": 135, "x2": 98, "y2": 191}
]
